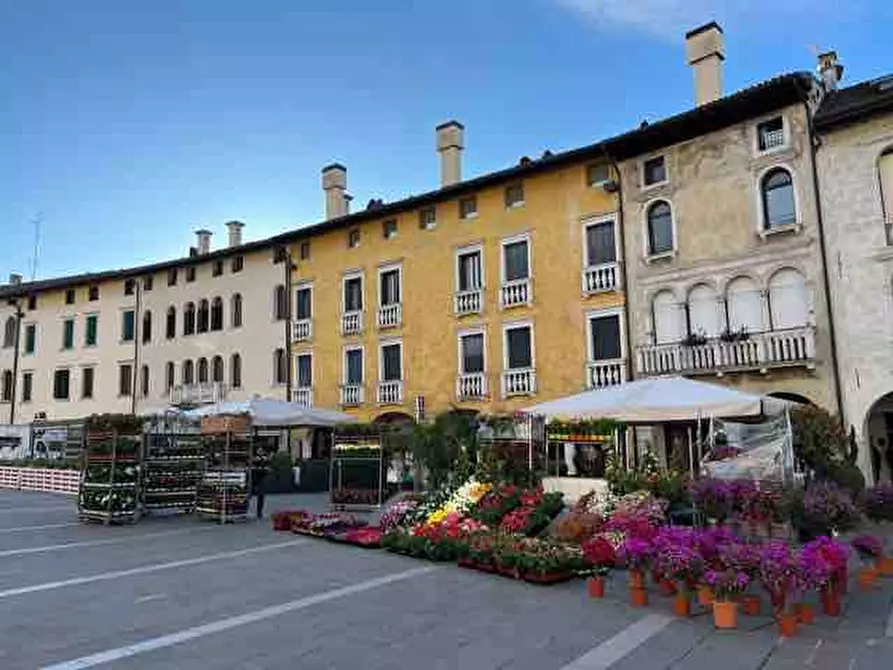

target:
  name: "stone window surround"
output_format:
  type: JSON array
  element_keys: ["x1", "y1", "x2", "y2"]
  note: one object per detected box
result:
[
  {"x1": 753, "y1": 162, "x2": 803, "y2": 239},
  {"x1": 641, "y1": 197, "x2": 678, "y2": 264}
]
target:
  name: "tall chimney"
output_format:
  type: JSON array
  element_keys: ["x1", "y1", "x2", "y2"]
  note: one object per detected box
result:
[
  {"x1": 195, "y1": 229, "x2": 212, "y2": 255},
  {"x1": 8, "y1": 273, "x2": 22, "y2": 286},
  {"x1": 685, "y1": 22, "x2": 725, "y2": 106},
  {"x1": 225, "y1": 220, "x2": 245, "y2": 248},
  {"x1": 436, "y1": 121, "x2": 464, "y2": 187},
  {"x1": 322, "y1": 163, "x2": 348, "y2": 220},
  {"x1": 817, "y1": 51, "x2": 844, "y2": 92}
]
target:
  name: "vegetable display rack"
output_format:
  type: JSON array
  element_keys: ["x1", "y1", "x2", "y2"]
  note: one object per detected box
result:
[
  {"x1": 78, "y1": 428, "x2": 142, "y2": 525},
  {"x1": 329, "y1": 436, "x2": 384, "y2": 510},
  {"x1": 197, "y1": 415, "x2": 252, "y2": 523},
  {"x1": 142, "y1": 432, "x2": 204, "y2": 515}
]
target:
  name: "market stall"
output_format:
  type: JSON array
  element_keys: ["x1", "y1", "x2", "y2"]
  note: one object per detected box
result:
[
  {"x1": 78, "y1": 415, "x2": 143, "y2": 525},
  {"x1": 142, "y1": 413, "x2": 203, "y2": 516},
  {"x1": 197, "y1": 414, "x2": 253, "y2": 523}
]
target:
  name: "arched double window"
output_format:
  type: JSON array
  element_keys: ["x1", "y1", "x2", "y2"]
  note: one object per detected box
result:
[
  {"x1": 231, "y1": 353, "x2": 242, "y2": 389},
  {"x1": 3, "y1": 317, "x2": 16, "y2": 348},
  {"x1": 182, "y1": 359, "x2": 194, "y2": 385},
  {"x1": 184, "y1": 302, "x2": 196, "y2": 336},
  {"x1": 767, "y1": 268, "x2": 809, "y2": 330},
  {"x1": 646, "y1": 200, "x2": 674, "y2": 255},
  {"x1": 197, "y1": 299, "x2": 209, "y2": 334},
  {"x1": 210, "y1": 297, "x2": 223, "y2": 331},
  {"x1": 198, "y1": 357, "x2": 209, "y2": 384},
  {"x1": 231, "y1": 293, "x2": 243, "y2": 328},
  {"x1": 726, "y1": 276, "x2": 764, "y2": 334},
  {"x1": 687, "y1": 284, "x2": 721, "y2": 338},
  {"x1": 652, "y1": 290, "x2": 684, "y2": 344},
  {"x1": 761, "y1": 167, "x2": 797, "y2": 229},
  {"x1": 166, "y1": 306, "x2": 176, "y2": 339},
  {"x1": 212, "y1": 355, "x2": 224, "y2": 383}
]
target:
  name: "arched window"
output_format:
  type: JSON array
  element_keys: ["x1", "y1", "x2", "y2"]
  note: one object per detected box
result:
[
  {"x1": 197, "y1": 299, "x2": 209, "y2": 333},
  {"x1": 198, "y1": 357, "x2": 209, "y2": 383},
  {"x1": 231, "y1": 353, "x2": 242, "y2": 389},
  {"x1": 880, "y1": 147, "x2": 893, "y2": 238},
  {"x1": 184, "y1": 302, "x2": 196, "y2": 336},
  {"x1": 182, "y1": 360, "x2": 194, "y2": 385},
  {"x1": 140, "y1": 365, "x2": 150, "y2": 398},
  {"x1": 210, "y1": 297, "x2": 223, "y2": 331},
  {"x1": 652, "y1": 290, "x2": 684, "y2": 344},
  {"x1": 768, "y1": 268, "x2": 808, "y2": 330},
  {"x1": 761, "y1": 168, "x2": 796, "y2": 229},
  {"x1": 274, "y1": 285, "x2": 288, "y2": 321},
  {"x1": 165, "y1": 362, "x2": 175, "y2": 391},
  {"x1": 687, "y1": 284, "x2": 721, "y2": 338},
  {"x1": 726, "y1": 276, "x2": 764, "y2": 334},
  {"x1": 1, "y1": 370, "x2": 12, "y2": 402},
  {"x1": 3, "y1": 317, "x2": 16, "y2": 348},
  {"x1": 142, "y1": 310, "x2": 152, "y2": 344},
  {"x1": 166, "y1": 306, "x2": 176, "y2": 339},
  {"x1": 273, "y1": 348, "x2": 287, "y2": 384},
  {"x1": 646, "y1": 200, "x2": 674, "y2": 255},
  {"x1": 212, "y1": 355, "x2": 224, "y2": 383},
  {"x1": 231, "y1": 293, "x2": 243, "y2": 328}
]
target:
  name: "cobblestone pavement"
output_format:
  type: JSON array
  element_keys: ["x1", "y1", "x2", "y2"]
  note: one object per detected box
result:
[{"x1": 0, "y1": 490, "x2": 891, "y2": 670}]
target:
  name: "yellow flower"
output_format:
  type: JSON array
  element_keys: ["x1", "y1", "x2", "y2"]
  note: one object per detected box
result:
[{"x1": 427, "y1": 508, "x2": 448, "y2": 525}]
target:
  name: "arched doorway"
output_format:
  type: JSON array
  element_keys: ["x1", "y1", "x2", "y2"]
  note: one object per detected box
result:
[
  {"x1": 373, "y1": 411, "x2": 414, "y2": 426},
  {"x1": 864, "y1": 392, "x2": 893, "y2": 483}
]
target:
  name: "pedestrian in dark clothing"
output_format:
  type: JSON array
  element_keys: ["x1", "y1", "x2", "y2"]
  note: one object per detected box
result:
[{"x1": 253, "y1": 466, "x2": 268, "y2": 519}]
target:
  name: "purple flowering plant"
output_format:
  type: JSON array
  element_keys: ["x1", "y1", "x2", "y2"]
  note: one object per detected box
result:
[
  {"x1": 688, "y1": 478, "x2": 733, "y2": 522},
  {"x1": 797, "y1": 541, "x2": 833, "y2": 592},
  {"x1": 802, "y1": 481, "x2": 861, "y2": 533},
  {"x1": 618, "y1": 537, "x2": 653, "y2": 571},
  {"x1": 860, "y1": 484, "x2": 893, "y2": 522},
  {"x1": 851, "y1": 534, "x2": 883, "y2": 560},
  {"x1": 759, "y1": 541, "x2": 799, "y2": 607},
  {"x1": 651, "y1": 528, "x2": 704, "y2": 587},
  {"x1": 719, "y1": 540, "x2": 761, "y2": 579},
  {"x1": 704, "y1": 568, "x2": 750, "y2": 601}
]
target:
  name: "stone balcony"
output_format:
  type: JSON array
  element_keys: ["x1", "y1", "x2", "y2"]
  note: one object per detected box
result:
[
  {"x1": 170, "y1": 382, "x2": 226, "y2": 406},
  {"x1": 455, "y1": 289, "x2": 483, "y2": 316},
  {"x1": 293, "y1": 318, "x2": 312, "y2": 342},
  {"x1": 341, "y1": 311, "x2": 363, "y2": 336},
  {"x1": 502, "y1": 368, "x2": 536, "y2": 397},
  {"x1": 293, "y1": 387, "x2": 312, "y2": 408},
  {"x1": 500, "y1": 278, "x2": 532, "y2": 309},
  {"x1": 582, "y1": 262, "x2": 621, "y2": 295},
  {"x1": 340, "y1": 384, "x2": 363, "y2": 407},
  {"x1": 377, "y1": 380, "x2": 403, "y2": 405},
  {"x1": 586, "y1": 358, "x2": 627, "y2": 389},
  {"x1": 377, "y1": 303, "x2": 402, "y2": 329},
  {"x1": 457, "y1": 372, "x2": 487, "y2": 400}
]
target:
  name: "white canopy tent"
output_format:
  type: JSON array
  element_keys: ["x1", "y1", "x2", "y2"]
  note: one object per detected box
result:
[{"x1": 181, "y1": 396, "x2": 357, "y2": 428}]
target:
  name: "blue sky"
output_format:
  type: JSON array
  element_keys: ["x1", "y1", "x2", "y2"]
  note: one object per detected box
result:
[{"x1": 1, "y1": 0, "x2": 889, "y2": 279}]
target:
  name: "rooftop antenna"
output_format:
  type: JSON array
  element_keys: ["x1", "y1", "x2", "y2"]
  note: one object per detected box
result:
[{"x1": 30, "y1": 212, "x2": 42, "y2": 281}]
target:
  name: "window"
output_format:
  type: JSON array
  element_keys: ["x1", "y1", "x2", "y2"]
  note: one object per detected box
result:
[
  {"x1": 124, "y1": 279, "x2": 135, "y2": 296},
  {"x1": 198, "y1": 357, "x2": 209, "y2": 384},
  {"x1": 646, "y1": 200, "x2": 674, "y2": 256},
  {"x1": 184, "y1": 302, "x2": 196, "y2": 335},
  {"x1": 297, "y1": 354, "x2": 312, "y2": 389},
  {"x1": 768, "y1": 268, "x2": 808, "y2": 330},
  {"x1": 166, "y1": 307, "x2": 176, "y2": 339},
  {"x1": 383, "y1": 219, "x2": 398, "y2": 239},
  {"x1": 418, "y1": 206, "x2": 436, "y2": 230},
  {"x1": 460, "y1": 332, "x2": 485, "y2": 374},
  {"x1": 295, "y1": 287, "x2": 312, "y2": 320},
  {"x1": 231, "y1": 255, "x2": 244, "y2": 273},
  {"x1": 186, "y1": 266, "x2": 196, "y2": 283},
  {"x1": 503, "y1": 238, "x2": 530, "y2": 282},
  {"x1": 119, "y1": 364, "x2": 133, "y2": 397},
  {"x1": 27, "y1": 295, "x2": 37, "y2": 311},
  {"x1": 459, "y1": 196, "x2": 477, "y2": 219},
  {"x1": 505, "y1": 325, "x2": 532, "y2": 370},
  {"x1": 182, "y1": 360, "x2": 194, "y2": 385},
  {"x1": 212, "y1": 355, "x2": 224, "y2": 383},
  {"x1": 82, "y1": 367, "x2": 94, "y2": 399},
  {"x1": 380, "y1": 268, "x2": 401, "y2": 306},
  {"x1": 53, "y1": 369, "x2": 70, "y2": 400},
  {"x1": 3, "y1": 317, "x2": 15, "y2": 348},
  {"x1": 652, "y1": 290, "x2": 684, "y2": 344},
  {"x1": 504, "y1": 182, "x2": 524, "y2": 207},
  {"x1": 726, "y1": 277, "x2": 764, "y2": 334},
  {"x1": 344, "y1": 276, "x2": 363, "y2": 312},
  {"x1": 142, "y1": 310, "x2": 152, "y2": 343},
  {"x1": 22, "y1": 372, "x2": 32, "y2": 403},
  {"x1": 143, "y1": 276, "x2": 153, "y2": 292},
  {"x1": 585, "y1": 219, "x2": 617, "y2": 265},
  {"x1": 380, "y1": 343, "x2": 402, "y2": 382},
  {"x1": 273, "y1": 348, "x2": 287, "y2": 385},
  {"x1": 757, "y1": 116, "x2": 785, "y2": 152},
  {"x1": 212, "y1": 260, "x2": 223, "y2": 277},
  {"x1": 348, "y1": 229, "x2": 361, "y2": 249},
  {"x1": 24, "y1": 324, "x2": 36, "y2": 354},
  {"x1": 458, "y1": 249, "x2": 483, "y2": 292},
  {"x1": 210, "y1": 297, "x2": 223, "y2": 331},
  {"x1": 62, "y1": 318, "x2": 74, "y2": 350},
  {"x1": 231, "y1": 294, "x2": 243, "y2": 328},
  {"x1": 643, "y1": 155, "x2": 667, "y2": 186},
  {"x1": 687, "y1": 285, "x2": 720, "y2": 338},
  {"x1": 345, "y1": 348, "x2": 363, "y2": 385},
  {"x1": 761, "y1": 168, "x2": 797, "y2": 229},
  {"x1": 231, "y1": 354, "x2": 242, "y2": 389},
  {"x1": 121, "y1": 310, "x2": 135, "y2": 342},
  {"x1": 1, "y1": 370, "x2": 11, "y2": 402},
  {"x1": 273, "y1": 246, "x2": 287, "y2": 263},
  {"x1": 274, "y1": 285, "x2": 288, "y2": 321},
  {"x1": 165, "y1": 362, "x2": 175, "y2": 392},
  {"x1": 299, "y1": 241, "x2": 311, "y2": 260},
  {"x1": 140, "y1": 365, "x2": 150, "y2": 398},
  {"x1": 85, "y1": 314, "x2": 98, "y2": 346},
  {"x1": 197, "y1": 299, "x2": 209, "y2": 333},
  {"x1": 89, "y1": 285, "x2": 99, "y2": 301},
  {"x1": 167, "y1": 269, "x2": 178, "y2": 287},
  {"x1": 586, "y1": 162, "x2": 611, "y2": 187},
  {"x1": 589, "y1": 314, "x2": 622, "y2": 361},
  {"x1": 880, "y1": 148, "x2": 893, "y2": 228},
  {"x1": 65, "y1": 288, "x2": 76, "y2": 305}
]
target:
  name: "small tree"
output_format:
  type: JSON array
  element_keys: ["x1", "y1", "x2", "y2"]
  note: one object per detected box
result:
[{"x1": 791, "y1": 405, "x2": 864, "y2": 493}]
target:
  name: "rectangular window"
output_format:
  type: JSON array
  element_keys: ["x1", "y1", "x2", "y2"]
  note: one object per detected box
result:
[
  {"x1": 297, "y1": 354, "x2": 312, "y2": 389},
  {"x1": 22, "y1": 372, "x2": 32, "y2": 403},
  {"x1": 165, "y1": 362, "x2": 175, "y2": 391},
  {"x1": 503, "y1": 239, "x2": 530, "y2": 281},
  {"x1": 212, "y1": 260, "x2": 223, "y2": 277},
  {"x1": 460, "y1": 333, "x2": 485, "y2": 374},
  {"x1": 643, "y1": 155, "x2": 667, "y2": 186},
  {"x1": 757, "y1": 116, "x2": 785, "y2": 152},
  {"x1": 345, "y1": 348, "x2": 363, "y2": 385},
  {"x1": 459, "y1": 196, "x2": 477, "y2": 219},
  {"x1": 506, "y1": 326, "x2": 532, "y2": 370},
  {"x1": 585, "y1": 220, "x2": 617, "y2": 265},
  {"x1": 231, "y1": 255, "x2": 244, "y2": 273},
  {"x1": 586, "y1": 162, "x2": 611, "y2": 187},
  {"x1": 62, "y1": 318, "x2": 74, "y2": 350},
  {"x1": 27, "y1": 296, "x2": 37, "y2": 311},
  {"x1": 589, "y1": 314, "x2": 622, "y2": 361},
  {"x1": 186, "y1": 267, "x2": 196, "y2": 282},
  {"x1": 458, "y1": 250, "x2": 482, "y2": 291},
  {"x1": 418, "y1": 206, "x2": 436, "y2": 230},
  {"x1": 1, "y1": 371, "x2": 11, "y2": 402},
  {"x1": 504, "y1": 182, "x2": 524, "y2": 207},
  {"x1": 82, "y1": 367, "x2": 95, "y2": 399},
  {"x1": 121, "y1": 310, "x2": 135, "y2": 342},
  {"x1": 382, "y1": 219, "x2": 398, "y2": 239},
  {"x1": 380, "y1": 269, "x2": 400, "y2": 306},
  {"x1": 296, "y1": 287, "x2": 312, "y2": 320},
  {"x1": 344, "y1": 277, "x2": 363, "y2": 312},
  {"x1": 118, "y1": 364, "x2": 133, "y2": 397},
  {"x1": 65, "y1": 288, "x2": 76, "y2": 305},
  {"x1": 124, "y1": 279, "x2": 135, "y2": 296},
  {"x1": 143, "y1": 276, "x2": 153, "y2": 292},
  {"x1": 167, "y1": 269, "x2": 178, "y2": 286},
  {"x1": 381, "y1": 343, "x2": 402, "y2": 382},
  {"x1": 85, "y1": 314, "x2": 98, "y2": 346},
  {"x1": 89, "y1": 285, "x2": 100, "y2": 301},
  {"x1": 348, "y1": 229, "x2": 360, "y2": 248},
  {"x1": 24, "y1": 324, "x2": 36, "y2": 354},
  {"x1": 299, "y1": 241, "x2": 311, "y2": 260},
  {"x1": 53, "y1": 369, "x2": 70, "y2": 400}
]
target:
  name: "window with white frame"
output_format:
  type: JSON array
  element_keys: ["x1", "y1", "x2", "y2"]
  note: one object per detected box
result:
[
  {"x1": 344, "y1": 275, "x2": 363, "y2": 312},
  {"x1": 646, "y1": 200, "x2": 674, "y2": 256},
  {"x1": 504, "y1": 324, "x2": 533, "y2": 370},
  {"x1": 761, "y1": 168, "x2": 797, "y2": 229},
  {"x1": 295, "y1": 286, "x2": 312, "y2": 320},
  {"x1": 502, "y1": 237, "x2": 530, "y2": 282},
  {"x1": 380, "y1": 342, "x2": 402, "y2": 382},
  {"x1": 379, "y1": 267, "x2": 401, "y2": 306},
  {"x1": 459, "y1": 196, "x2": 477, "y2": 219},
  {"x1": 457, "y1": 248, "x2": 482, "y2": 291},
  {"x1": 768, "y1": 268, "x2": 808, "y2": 330},
  {"x1": 652, "y1": 290, "x2": 684, "y2": 344},
  {"x1": 585, "y1": 218, "x2": 617, "y2": 265},
  {"x1": 297, "y1": 353, "x2": 312, "y2": 389},
  {"x1": 642, "y1": 155, "x2": 667, "y2": 187},
  {"x1": 726, "y1": 276, "x2": 764, "y2": 334},
  {"x1": 460, "y1": 332, "x2": 485, "y2": 374},
  {"x1": 687, "y1": 284, "x2": 721, "y2": 338},
  {"x1": 344, "y1": 347, "x2": 363, "y2": 385},
  {"x1": 586, "y1": 162, "x2": 612, "y2": 187},
  {"x1": 418, "y1": 206, "x2": 436, "y2": 230},
  {"x1": 588, "y1": 313, "x2": 622, "y2": 361},
  {"x1": 382, "y1": 219, "x2": 398, "y2": 239},
  {"x1": 757, "y1": 116, "x2": 786, "y2": 152},
  {"x1": 504, "y1": 182, "x2": 524, "y2": 207}
]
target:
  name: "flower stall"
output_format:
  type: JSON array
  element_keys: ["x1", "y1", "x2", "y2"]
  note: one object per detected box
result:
[
  {"x1": 197, "y1": 414, "x2": 254, "y2": 523},
  {"x1": 141, "y1": 414, "x2": 203, "y2": 516},
  {"x1": 330, "y1": 424, "x2": 387, "y2": 509},
  {"x1": 78, "y1": 414, "x2": 143, "y2": 525}
]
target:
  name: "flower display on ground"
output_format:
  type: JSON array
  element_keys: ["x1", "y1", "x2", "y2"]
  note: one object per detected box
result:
[
  {"x1": 850, "y1": 534, "x2": 883, "y2": 559},
  {"x1": 704, "y1": 568, "x2": 750, "y2": 601},
  {"x1": 581, "y1": 536, "x2": 616, "y2": 575},
  {"x1": 425, "y1": 478, "x2": 492, "y2": 524},
  {"x1": 618, "y1": 537, "x2": 653, "y2": 571}
]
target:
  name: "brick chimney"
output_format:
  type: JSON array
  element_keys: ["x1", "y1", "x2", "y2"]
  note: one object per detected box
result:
[
  {"x1": 436, "y1": 121, "x2": 464, "y2": 187},
  {"x1": 685, "y1": 22, "x2": 725, "y2": 106},
  {"x1": 817, "y1": 51, "x2": 844, "y2": 92},
  {"x1": 322, "y1": 164, "x2": 349, "y2": 220},
  {"x1": 225, "y1": 220, "x2": 245, "y2": 248},
  {"x1": 195, "y1": 229, "x2": 212, "y2": 255}
]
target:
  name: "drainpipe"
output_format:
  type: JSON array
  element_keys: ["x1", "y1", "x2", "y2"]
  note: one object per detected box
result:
[
  {"x1": 8, "y1": 300, "x2": 23, "y2": 424},
  {"x1": 131, "y1": 281, "x2": 142, "y2": 415},
  {"x1": 284, "y1": 251, "x2": 294, "y2": 456}
]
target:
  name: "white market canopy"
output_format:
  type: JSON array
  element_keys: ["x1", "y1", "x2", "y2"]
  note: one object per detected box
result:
[
  {"x1": 181, "y1": 396, "x2": 357, "y2": 428},
  {"x1": 522, "y1": 377, "x2": 778, "y2": 423}
]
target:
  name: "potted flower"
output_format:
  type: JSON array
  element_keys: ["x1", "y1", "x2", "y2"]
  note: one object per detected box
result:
[
  {"x1": 759, "y1": 541, "x2": 798, "y2": 619},
  {"x1": 618, "y1": 537, "x2": 652, "y2": 606},
  {"x1": 851, "y1": 534, "x2": 883, "y2": 589},
  {"x1": 688, "y1": 478, "x2": 732, "y2": 525},
  {"x1": 704, "y1": 569, "x2": 749, "y2": 629},
  {"x1": 582, "y1": 536, "x2": 616, "y2": 598},
  {"x1": 719, "y1": 541, "x2": 762, "y2": 616}
]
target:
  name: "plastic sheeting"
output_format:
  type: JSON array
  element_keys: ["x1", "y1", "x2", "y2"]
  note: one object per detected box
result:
[{"x1": 702, "y1": 410, "x2": 795, "y2": 482}]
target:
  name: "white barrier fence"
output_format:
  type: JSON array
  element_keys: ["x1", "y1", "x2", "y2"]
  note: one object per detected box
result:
[{"x1": 0, "y1": 466, "x2": 80, "y2": 495}]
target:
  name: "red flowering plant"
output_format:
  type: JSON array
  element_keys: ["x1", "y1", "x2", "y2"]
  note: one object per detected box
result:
[
  {"x1": 342, "y1": 527, "x2": 383, "y2": 547},
  {"x1": 581, "y1": 536, "x2": 616, "y2": 576},
  {"x1": 497, "y1": 488, "x2": 564, "y2": 536},
  {"x1": 470, "y1": 483, "x2": 522, "y2": 526}
]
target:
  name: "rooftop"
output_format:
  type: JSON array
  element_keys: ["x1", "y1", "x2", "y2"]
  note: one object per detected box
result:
[{"x1": 814, "y1": 74, "x2": 893, "y2": 131}]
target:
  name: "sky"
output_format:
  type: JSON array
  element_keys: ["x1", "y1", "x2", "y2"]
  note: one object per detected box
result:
[{"x1": 1, "y1": 0, "x2": 890, "y2": 280}]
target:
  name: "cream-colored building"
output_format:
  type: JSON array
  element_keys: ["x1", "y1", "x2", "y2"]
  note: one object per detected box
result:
[{"x1": 0, "y1": 222, "x2": 292, "y2": 425}]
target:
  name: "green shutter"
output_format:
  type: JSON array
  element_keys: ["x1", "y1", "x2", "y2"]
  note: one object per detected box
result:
[{"x1": 85, "y1": 315, "x2": 97, "y2": 346}]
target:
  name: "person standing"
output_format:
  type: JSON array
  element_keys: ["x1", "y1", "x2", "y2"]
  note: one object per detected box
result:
[{"x1": 253, "y1": 464, "x2": 268, "y2": 519}]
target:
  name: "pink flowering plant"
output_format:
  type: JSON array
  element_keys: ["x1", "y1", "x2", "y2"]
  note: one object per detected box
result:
[
  {"x1": 618, "y1": 537, "x2": 653, "y2": 571},
  {"x1": 850, "y1": 534, "x2": 883, "y2": 561},
  {"x1": 759, "y1": 541, "x2": 799, "y2": 613},
  {"x1": 704, "y1": 568, "x2": 750, "y2": 601}
]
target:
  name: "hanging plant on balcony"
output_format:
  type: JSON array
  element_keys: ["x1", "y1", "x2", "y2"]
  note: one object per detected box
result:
[
  {"x1": 681, "y1": 331, "x2": 709, "y2": 347},
  {"x1": 719, "y1": 325, "x2": 750, "y2": 343}
]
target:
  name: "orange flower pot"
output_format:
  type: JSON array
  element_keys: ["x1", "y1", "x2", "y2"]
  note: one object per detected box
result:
[
  {"x1": 878, "y1": 556, "x2": 893, "y2": 577},
  {"x1": 697, "y1": 584, "x2": 715, "y2": 607},
  {"x1": 778, "y1": 613, "x2": 798, "y2": 637},
  {"x1": 659, "y1": 579, "x2": 677, "y2": 597},
  {"x1": 821, "y1": 587, "x2": 841, "y2": 617},
  {"x1": 740, "y1": 594, "x2": 761, "y2": 616},
  {"x1": 630, "y1": 586, "x2": 649, "y2": 607},
  {"x1": 587, "y1": 576, "x2": 605, "y2": 598},
  {"x1": 793, "y1": 602, "x2": 814, "y2": 625},
  {"x1": 713, "y1": 600, "x2": 738, "y2": 629},
  {"x1": 857, "y1": 566, "x2": 878, "y2": 591},
  {"x1": 672, "y1": 593, "x2": 691, "y2": 617},
  {"x1": 630, "y1": 570, "x2": 645, "y2": 590}
]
